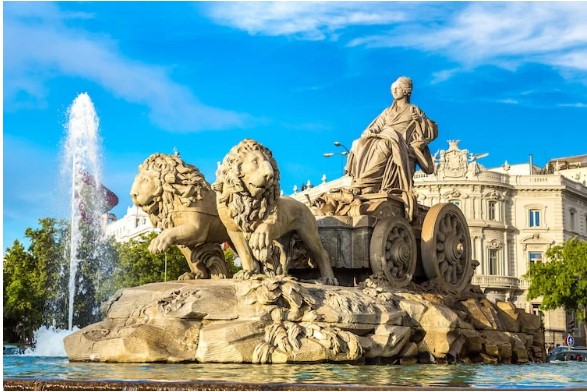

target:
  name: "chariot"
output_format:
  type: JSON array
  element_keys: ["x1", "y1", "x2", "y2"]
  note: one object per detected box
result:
[{"x1": 291, "y1": 191, "x2": 475, "y2": 291}]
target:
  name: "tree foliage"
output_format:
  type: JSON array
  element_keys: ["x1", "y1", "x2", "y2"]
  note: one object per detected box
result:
[
  {"x1": 526, "y1": 238, "x2": 587, "y2": 322},
  {"x1": 111, "y1": 232, "x2": 190, "y2": 288},
  {"x1": 3, "y1": 218, "x2": 118, "y2": 342},
  {"x1": 3, "y1": 218, "x2": 69, "y2": 342}
]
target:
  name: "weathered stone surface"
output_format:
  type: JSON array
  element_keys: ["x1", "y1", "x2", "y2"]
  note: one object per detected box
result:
[
  {"x1": 520, "y1": 312, "x2": 542, "y2": 335},
  {"x1": 421, "y1": 328, "x2": 460, "y2": 358},
  {"x1": 482, "y1": 330, "x2": 513, "y2": 360},
  {"x1": 65, "y1": 278, "x2": 546, "y2": 365},
  {"x1": 479, "y1": 352, "x2": 498, "y2": 365},
  {"x1": 460, "y1": 329, "x2": 484, "y2": 355},
  {"x1": 419, "y1": 304, "x2": 460, "y2": 329},
  {"x1": 366, "y1": 325, "x2": 411, "y2": 358},
  {"x1": 195, "y1": 320, "x2": 264, "y2": 363},
  {"x1": 64, "y1": 318, "x2": 200, "y2": 363},
  {"x1": 396, "y1": 296, "x2": 428, "y2": 323},
  {"x1": 399, "y1": 342, "x2": 419, "y2": 364},
  {"x1": 507, "y1": 333, "x2": 529, "y2": 364},
  {"x1": 460, "y1": 298, "x2": 502, "y2": 330},
  {"x1": 495, "y1": 301, "x2": 521, "y2": 333}
]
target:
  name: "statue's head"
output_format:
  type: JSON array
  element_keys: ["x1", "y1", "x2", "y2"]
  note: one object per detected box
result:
[
  {"x1": 130, "y1": 153, "x2": 209, "y2": 226},
  {"x1": 213, "y1": 139, "x2": 280, "y2": 203},
  {"x1": 391, "y1": 76, "x2": 413, "y2": 100}
]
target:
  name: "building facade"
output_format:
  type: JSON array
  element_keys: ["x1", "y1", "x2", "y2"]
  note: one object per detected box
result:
[
  {"x1": 103, "y1": 206, "x2": 156, "y2": 243},
  {"x1": 412, "y1": 141, "x2": 587, "y2": 347}
]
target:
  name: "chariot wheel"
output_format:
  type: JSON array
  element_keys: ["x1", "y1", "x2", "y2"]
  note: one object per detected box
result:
[
  {"x1": 421, "y1": 203, "x2": 472, "y2": 291},
  {"x1": 370, "y1": 217, "x2": 417, "y2": 287}
]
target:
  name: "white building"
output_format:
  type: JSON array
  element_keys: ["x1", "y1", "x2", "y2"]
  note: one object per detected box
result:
[
  {"x1": 413, "y1": 141, "x2": 587, "y2": 347},
  {"x1": 103, "y1": 206, "x2": 156, "y2": 243},
  {"x1": 291, "y1": 140, "x2": 587, "y2": 347}
]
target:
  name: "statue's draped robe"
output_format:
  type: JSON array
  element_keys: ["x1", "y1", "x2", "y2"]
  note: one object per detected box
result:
[{"x1": 346, "y1": 102, "x2": 438, "y2": 219}]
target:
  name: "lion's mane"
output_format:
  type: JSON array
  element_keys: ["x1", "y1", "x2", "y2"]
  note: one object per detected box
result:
[
  {"x1": 213, "y1": 139, "x2": 281, "y2": 235},
  {"x1": 138, "y1": 153, "x2": 211, "y2": 229}
]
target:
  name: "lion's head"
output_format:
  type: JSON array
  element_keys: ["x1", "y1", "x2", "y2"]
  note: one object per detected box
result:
[
  {"x1": 213, "y1": 139, "x2": 280, "y2": 233},
  {"x1": 130, "y1": 153, "x2": 211, "y2": 229}
]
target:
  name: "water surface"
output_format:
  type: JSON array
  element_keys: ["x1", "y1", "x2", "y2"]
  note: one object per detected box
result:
[{"x1": 4, "y1": 356, "x2": 587, "y2": 389}]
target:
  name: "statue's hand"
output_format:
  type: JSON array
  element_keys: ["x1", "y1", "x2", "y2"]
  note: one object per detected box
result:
[{"x1": 148, "y1": 232, "x2": 172, "y2": 254}]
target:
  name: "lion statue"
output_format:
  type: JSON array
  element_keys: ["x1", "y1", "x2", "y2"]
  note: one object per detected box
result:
[
  {"x1": 212, "y1": 139, "x2": 337, "y2": 285},
  {"x1": 130, "y1": 153, "x2": 231, "y2": 280}
]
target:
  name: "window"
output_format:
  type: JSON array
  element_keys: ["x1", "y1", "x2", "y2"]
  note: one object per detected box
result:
[
  {"x1": 529, "y1": 209, "x2": 541, "y2": 227},
  {"x1": 488, "y1": 201, "x2": 496, "y2": 221},
  {"x1": 531, "y1": 304, "x2": 541, "y2": 316},
  {"x1": 451, "y1": 200, "x2": 461, "y2": 208},
  {"x1": 570, "y1": 210, "x2": 576, "y2": 231},
  {"x1": 488, "y1": 249, "x2": 498, "y2": 275},
  {"x1": 529, "y1": 251, "x2": 543, "y2": 264}
]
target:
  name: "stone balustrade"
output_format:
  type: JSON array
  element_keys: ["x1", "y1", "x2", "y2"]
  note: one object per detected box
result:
[{"x1": 472, "y1": 275, "x2": 522, "y2": 289}]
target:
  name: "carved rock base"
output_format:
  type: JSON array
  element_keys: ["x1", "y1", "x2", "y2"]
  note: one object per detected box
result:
[{"x1": 64, "y1": 277, "x2": 546, "y2": 364}]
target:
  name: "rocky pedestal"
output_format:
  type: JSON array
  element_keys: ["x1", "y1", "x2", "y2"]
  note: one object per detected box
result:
[{"x1": 64, "y1": 277, "x2": 545, "y2": 364}]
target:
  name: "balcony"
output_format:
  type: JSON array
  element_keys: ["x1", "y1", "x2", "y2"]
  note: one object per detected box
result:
[{"x1": 472, "y1": 275, "x2": 523, "y2": 289}]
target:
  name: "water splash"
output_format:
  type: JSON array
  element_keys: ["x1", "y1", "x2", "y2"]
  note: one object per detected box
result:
[
  {"x1": 23, "y1": 326, "x2": 78, "y2": 357},
  {"x1": 61, "y1": 93, "x2": 106, "y2": 330}
]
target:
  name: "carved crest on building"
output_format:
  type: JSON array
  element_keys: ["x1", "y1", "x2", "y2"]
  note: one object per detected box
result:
[
  {"x1": 483, "y1": 190, "x2": 505, "y2": 201},
  {"x1": 440, "y1": 140, "x2": 469, "y2": 178},
  {"x1": 488, "y1": 239, "x2": 503, "y2": 249}
]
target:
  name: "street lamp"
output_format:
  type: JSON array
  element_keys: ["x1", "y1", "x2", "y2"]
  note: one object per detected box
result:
[
  {"x1": 334, "y1": 141, "x2": 350, "y2": 154},
  {"x1": 324, "y1": 141, "x2": 350, "y2": 174}
]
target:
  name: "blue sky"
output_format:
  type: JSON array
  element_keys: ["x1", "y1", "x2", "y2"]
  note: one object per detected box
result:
[{"x1": 4, "y1": 1, "x2": 587, "y2": 249}]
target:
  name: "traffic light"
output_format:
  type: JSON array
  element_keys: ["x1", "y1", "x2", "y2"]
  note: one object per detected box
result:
[{"x1": 568, "y1": 318, "x2": 576, "y2": 334}]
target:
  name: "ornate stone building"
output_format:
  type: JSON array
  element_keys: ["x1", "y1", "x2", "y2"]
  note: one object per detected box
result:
[
  {"x1": 103, "y1": 205, "x2": 156, "y2": 243},
  {"x1": 291, "y1": 141, "x2": 587, "y2": 347},
  {"x1": 415, "y1": 141, "x2": 586, "y2": 347}
]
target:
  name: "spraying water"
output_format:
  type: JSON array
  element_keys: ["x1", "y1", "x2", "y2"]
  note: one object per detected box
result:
[
  {"x1": 24, "y1": 94, "x2": 117, "y2": 356},
  {"x1": 62, "y1": 93, "x2": 106, "y2": 330}
]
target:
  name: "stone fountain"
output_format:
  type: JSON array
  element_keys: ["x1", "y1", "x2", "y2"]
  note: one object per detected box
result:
[{"x1": 64, "y1": 77, "x2": 546, "y2": 365}]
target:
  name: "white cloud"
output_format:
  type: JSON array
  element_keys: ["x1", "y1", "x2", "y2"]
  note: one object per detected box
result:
[
  {"x1": 206, "y1": 2, "x2": 587, "y2": 79},
  {"x1": 349, "y1": 3, "x2": 587, "y2": 74},
  {"x1": 4, "y1": 3, "x2": 250, "y2": 132},
  {"x1": 205, "y1": 2, "x2": 406, "y2": 40}
]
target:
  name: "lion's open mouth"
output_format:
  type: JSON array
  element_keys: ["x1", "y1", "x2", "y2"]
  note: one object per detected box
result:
[
  {"x1": 135, "y1": 198, "x2": 158, "y2": 213},
  {"x1": 248, "y1": 183, "x2": 266, "y2": 191}
]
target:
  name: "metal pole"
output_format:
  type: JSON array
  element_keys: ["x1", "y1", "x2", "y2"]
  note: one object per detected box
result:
[{"x1": 164, "y1": 252, "x2": 167, "y2": 282}]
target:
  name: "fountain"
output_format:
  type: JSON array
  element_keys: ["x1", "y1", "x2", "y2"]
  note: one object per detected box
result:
[
  {"x1": 25, "y1": 93, "x2": 115, "y2": 355},
  {"x1": 62, "y1": 92, "x2": 106, "y2": 330},
  {"x1": 64, "y1": 78, "x2": 548, "y2": 367},
  {"x1": 9, "y1": 79, "x2": 586, "y2": 390}
]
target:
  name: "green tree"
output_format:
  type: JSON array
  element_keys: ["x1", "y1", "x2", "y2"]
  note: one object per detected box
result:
[
  {"x1": 111, "y1": 232, "x2": 190, "y2": 288},
  {"x1": 223, "y1": 247, "x2": 242, "y2": 276},
  {"x1": 526, "y1": 238, "x2": 587, "y2": 337},
  {"x1": 3, "y1": 240, "x2": 40, "y2": 343},
  {"x1": 24, "y1": 218, "x2": 69, "y2": 329},
  {"x1": 3, "y1": 218, "x2": 72, "y2": 342},
  {"x1": 111, "y1": 233, "x2": 241, "y2": 289}
]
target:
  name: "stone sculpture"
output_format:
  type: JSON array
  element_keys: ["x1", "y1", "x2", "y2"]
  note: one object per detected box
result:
[
  {"x1": 64, "y1": 77, "x2": 547, "y2": 367},
  {"x1": 346, "y1": 76, "x2": 438, "y2": 221},
  {"x1": 212, "y1": 139, "x2": 337, "y2": 285},
  {"x1": 130, "y1": 153, "x2": 230, "y2": 279}
]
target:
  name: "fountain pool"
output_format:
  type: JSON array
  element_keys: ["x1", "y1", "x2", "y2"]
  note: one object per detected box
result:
[{"x1": 4, "y1": 355, "x2": 587, "y2": 390}]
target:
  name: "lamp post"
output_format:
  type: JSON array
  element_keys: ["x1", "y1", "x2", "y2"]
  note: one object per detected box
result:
[
  {"x1": 324, "y1": 141, "x2": 350, "y2": 174},
  {"x1": 334, "y1": 141, "x2": 350, "y2": 154}
]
